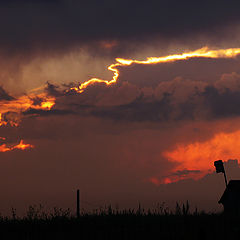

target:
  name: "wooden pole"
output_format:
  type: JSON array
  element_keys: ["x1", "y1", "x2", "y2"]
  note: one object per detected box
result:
[
  {"x1": 77, "y1": 189, "x2": 80, "y2": 218},
  {"x1": 223, "y1": 170, "x2": 228, "y2": 188}
]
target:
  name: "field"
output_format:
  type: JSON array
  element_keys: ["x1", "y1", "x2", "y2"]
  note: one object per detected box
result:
[{"x1": 0, "y1": 203, "x2": 239, "y2": 240}]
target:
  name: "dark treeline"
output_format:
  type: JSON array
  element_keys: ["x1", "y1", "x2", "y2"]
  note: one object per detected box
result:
[{"x1": 0, "y1": 203, "x2": 239, "y2": 240}]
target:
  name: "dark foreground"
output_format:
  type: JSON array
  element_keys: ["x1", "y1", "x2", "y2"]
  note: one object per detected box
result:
[{"x1": 1, "y1": 206, "x2": 240, "y2": 240}]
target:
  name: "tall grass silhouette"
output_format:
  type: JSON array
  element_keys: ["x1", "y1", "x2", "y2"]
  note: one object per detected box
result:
[{"x1": 0, "y1": 202, "x2": 239, "y2": 240}]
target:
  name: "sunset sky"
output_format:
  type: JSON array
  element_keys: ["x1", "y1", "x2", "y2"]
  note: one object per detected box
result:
[{"x1": 1, "y1": 0, "x2": 240, "y2": 214}]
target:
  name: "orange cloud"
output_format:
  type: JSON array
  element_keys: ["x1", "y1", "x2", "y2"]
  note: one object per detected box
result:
[
  {"x1": 0, "y1": 93, "x2": 55, "y2": 126},
  {"x1": 0, "y1": 140, "x2": 34, "y2": 153},
  {"x1": 161, "y1": 130, "x2": 240, "y2": 184}
]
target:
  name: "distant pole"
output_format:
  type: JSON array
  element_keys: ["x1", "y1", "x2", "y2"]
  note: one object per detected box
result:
[{"x1": 77, "y1": 189, "x2": 80, "y2": 218}]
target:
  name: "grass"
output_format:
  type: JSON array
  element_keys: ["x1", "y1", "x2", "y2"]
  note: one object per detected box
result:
[{"x1": 0, "y1": 202, "x2": 239, "y2": 240}]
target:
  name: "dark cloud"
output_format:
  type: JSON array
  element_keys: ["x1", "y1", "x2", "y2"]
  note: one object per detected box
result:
[
  {"x1": 26, "y1": 57, "x2": 240, "y2": 123},
  {"x1": 202, "y1": 86, "x2": 240, "y2": 118},
  {"x1": 30, "y1": 96, "x2": 46, "y2": 106},
  {"x1": 45, "y1": 82, "x2": 63, "y2": 97},
  {"x1": 69, "y1": 86, "x2": 240, "y2": 122},
  {"x1": 20, "y1": 73, "x2": 240, "y2": 123},
  {"x1": 0, "y1": 0, "x2": 240, "y2": 56},
  {"x1": 0, "y1": 87, "x2": 14, "y2": 101},
  {"x1": 3, "y1": 56, "x2": 240, "y2": 124},
  {"x1": 90, "y1": 93, "x2": 172, "y2": 122}
]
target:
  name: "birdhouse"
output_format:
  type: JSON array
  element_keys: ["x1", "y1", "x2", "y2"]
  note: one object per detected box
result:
[{"x1": 219, "y1": 180, "x2": 240, "y2": 215}]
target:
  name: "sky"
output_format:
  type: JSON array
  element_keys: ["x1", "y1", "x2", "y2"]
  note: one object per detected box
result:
[{"x1": 1, "y1": 0, "x2": 240, "y2": 215}]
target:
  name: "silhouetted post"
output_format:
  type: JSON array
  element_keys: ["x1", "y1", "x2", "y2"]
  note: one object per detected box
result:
[
  {"x1": 214, "y1": 160, "x2": 228, "y2": 187},
  {"x1": 223, "y1": 170, "x2": 228, "y2": 187},
  {"x1": 77, "y1": 189, "x2": 80, "y2": 218}
]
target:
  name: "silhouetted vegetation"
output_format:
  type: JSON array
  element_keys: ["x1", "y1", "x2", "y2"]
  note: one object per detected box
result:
[{"x1": 0, "y1": 202, "x2": 239, "y2": 240}]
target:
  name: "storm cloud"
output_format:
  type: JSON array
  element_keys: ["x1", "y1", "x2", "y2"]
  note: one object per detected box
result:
[
  {"x1": 1, "y1": 0, "x2": 240, "y2": 56},
  {"x1": 24, "y1": 69, "x2": 240, "y2": 123}
]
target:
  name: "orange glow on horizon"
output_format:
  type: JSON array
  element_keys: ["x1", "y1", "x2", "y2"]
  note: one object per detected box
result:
[
  {"x1": 161, "y1": 130, "x2": 240, "y2": 184},
  {"x1": 70, "y1": 47, "x2": 240, "y2": 94},
  {"x1": 0, "y1": 140, "x2": 34, "y2": 152},
  {"x1": 14, "y1": 140, "x2": 34, "y2": 150}
]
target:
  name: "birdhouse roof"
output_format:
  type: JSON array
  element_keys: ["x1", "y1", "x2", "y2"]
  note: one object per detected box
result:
[{"x1": 219, "y1": 180, "x2": 240, "y2": 204}]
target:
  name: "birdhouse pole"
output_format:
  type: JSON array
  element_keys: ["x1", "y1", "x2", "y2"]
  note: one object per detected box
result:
[
  {"x1": 214, "y1": 160, "x2": 228, "y2": 188},
  {"x1": 223, "y1": 169, "x2": 228, "y2": 188}
]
